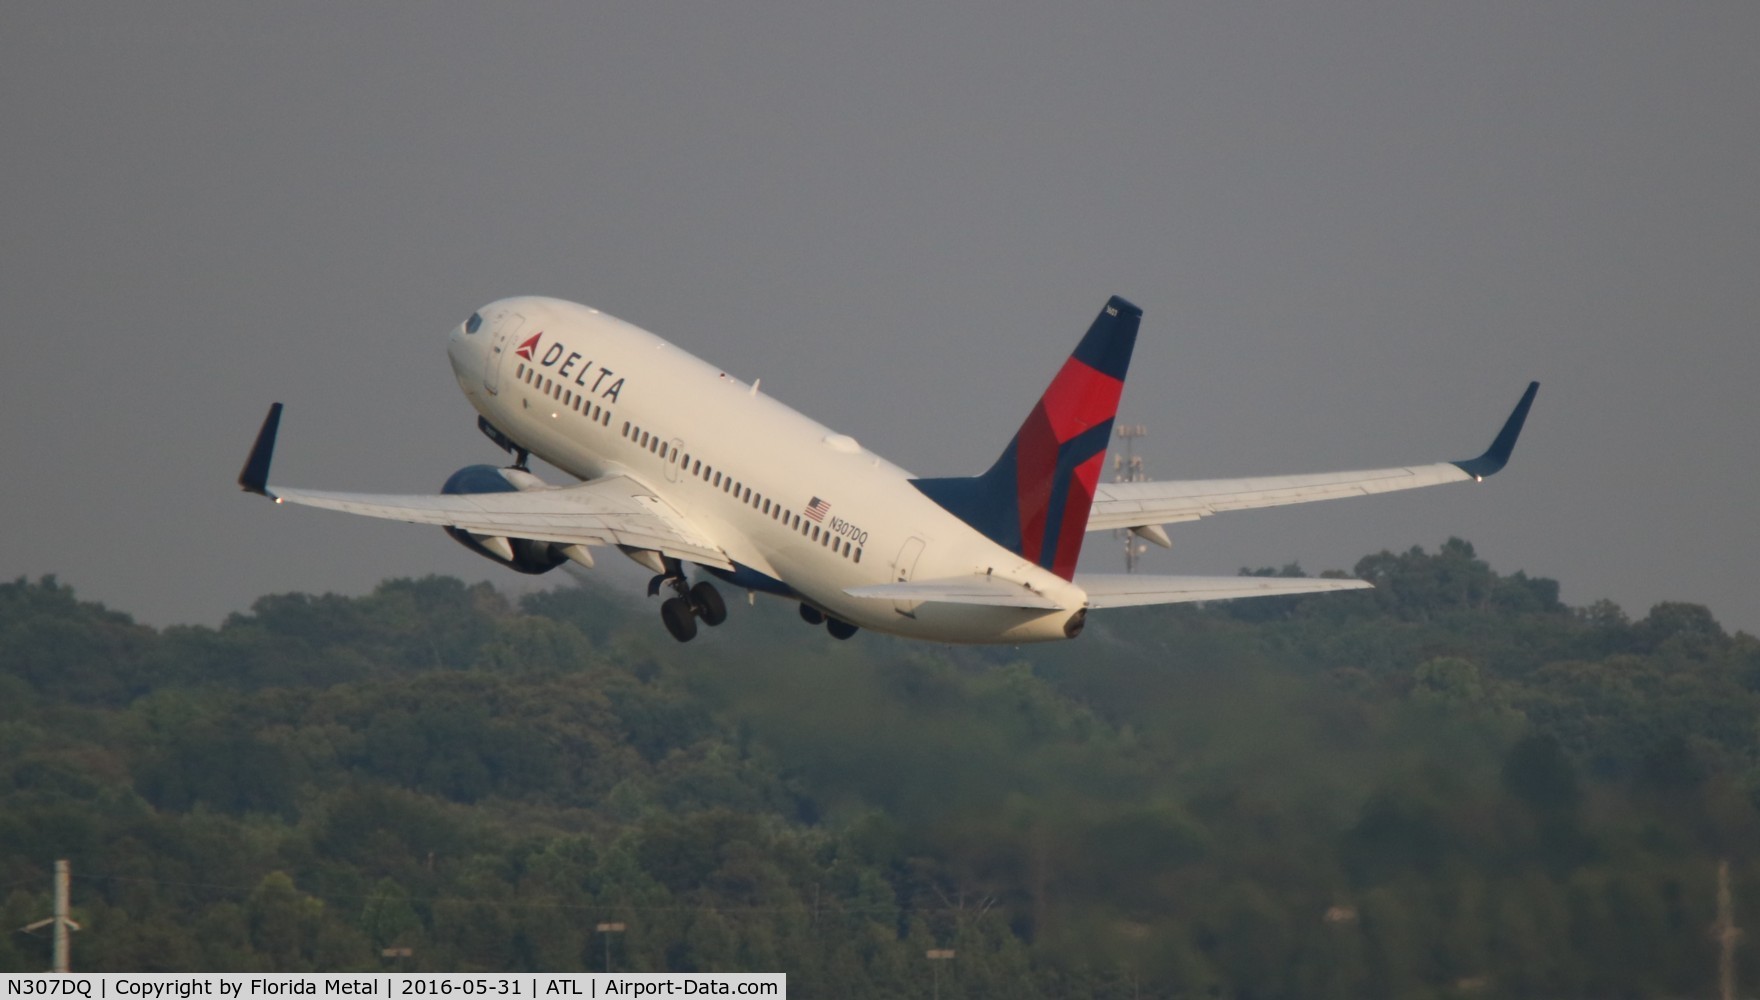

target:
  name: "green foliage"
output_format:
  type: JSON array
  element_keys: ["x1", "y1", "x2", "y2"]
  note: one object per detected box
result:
[{"x1": 2, "y1": 546, "x2": 1759, "y2": 996}]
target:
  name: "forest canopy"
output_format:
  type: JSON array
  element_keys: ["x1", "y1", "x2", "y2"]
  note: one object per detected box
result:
[{"x1": 3, "y1": 539, "x2": 1758, "y2": 998}]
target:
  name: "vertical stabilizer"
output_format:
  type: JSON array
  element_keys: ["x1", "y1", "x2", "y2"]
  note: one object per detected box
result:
[{"x1": 913, "y1": 296, "x2": 1141, "y2": 579}]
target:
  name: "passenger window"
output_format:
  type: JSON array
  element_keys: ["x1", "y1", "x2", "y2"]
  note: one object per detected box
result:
[
  {"x1": 854, "y1": 548, "x2": 862, "y2": 564},
  {"x1": 811, "y1": 525, "x2": 820, "y2": 541},
  {"x1": 622, "y1": 422, "x2": 631, "y2": 436}
]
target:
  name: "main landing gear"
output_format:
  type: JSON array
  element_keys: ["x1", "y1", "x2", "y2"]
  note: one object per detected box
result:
[
  {"x1": 799, "y1": 602, "x2": 859, "y2": 640},
  {"x1": 650, "y1": 561, "x2": 728, "y2": 643}
]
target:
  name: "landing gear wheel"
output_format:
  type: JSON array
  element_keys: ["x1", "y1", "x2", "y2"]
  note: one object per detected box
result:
[
  {"x1": 826, "y1": 617, "x2": 859, "y2": 640},
  {"x1": 799, "y1": 603, "x2": 825, "y2": 625},
  {"x1": 691, "y1": 582, "x2": 727, "y2": 626},
  {"x1": 660, "y1": 597, "x2": 698, "y2": 642}
]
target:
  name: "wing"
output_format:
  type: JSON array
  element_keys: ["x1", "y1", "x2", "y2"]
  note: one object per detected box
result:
[
  {"x1": 1073, "y1": 573, "x2": 1372, "y2": 609},
  {"x1": 1087, "y1": 382, "x2": 1538, "y2": 534},
  {"x1": 269, "y1": 479, "x2": 733, "y2": 569},
  {"x1": 238, "y1": 404, "x2": 733, "y2": 569}
]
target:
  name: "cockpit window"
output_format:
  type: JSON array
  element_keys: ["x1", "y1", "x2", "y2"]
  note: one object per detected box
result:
[{"x1": 465, "y1": 312, "x2": 483, "y2": 334}]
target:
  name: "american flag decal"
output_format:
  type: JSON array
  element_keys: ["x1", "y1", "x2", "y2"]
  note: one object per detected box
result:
[{"x1": 804, "y1": 496, "x2": 830, "y2": 522}]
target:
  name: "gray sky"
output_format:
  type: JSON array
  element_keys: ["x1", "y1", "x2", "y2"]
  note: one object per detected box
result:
[{"x1": 5, "y1": 3, "x2": 1757, "y2": 632}]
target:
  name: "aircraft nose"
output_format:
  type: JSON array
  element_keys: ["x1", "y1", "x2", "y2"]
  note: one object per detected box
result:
[{"x1": 448, "y1": 310, "x2": 488, "y2": 387}]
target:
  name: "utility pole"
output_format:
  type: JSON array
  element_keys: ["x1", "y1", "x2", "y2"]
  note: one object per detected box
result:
[
  {"x1": 596, "y1": 922, "x2": 626, "y2": 974},
  {"x1": 21, "y1": 860, "x2": 80, "y2": 972},
  {"x1": 926, "y1": 949, "x2": 955, "y2": 1000},
  {"x1": 1713, "y1": 859, "x2": 1741, "y2": 1000},
  {"x1": 1112, "y1": 424, "x2": 1150, "y2": 572}
]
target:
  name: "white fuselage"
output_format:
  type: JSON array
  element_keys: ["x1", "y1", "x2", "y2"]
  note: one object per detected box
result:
[{"x1": 446, "y1": 297, "x2": 1086, "y2": 643}]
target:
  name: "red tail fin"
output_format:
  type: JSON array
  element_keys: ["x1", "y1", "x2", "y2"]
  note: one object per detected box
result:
[{"x1": 912, "y1": 296, "x2": 1142, "y2": 579}]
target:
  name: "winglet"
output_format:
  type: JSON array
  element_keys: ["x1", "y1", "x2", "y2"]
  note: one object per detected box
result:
[
  {"x1": 1452, "y1": 382, "x2": 1538, "y2": 479},
  {"x1": 238, "y1": 403, "x2": 283, "y2": 496}
]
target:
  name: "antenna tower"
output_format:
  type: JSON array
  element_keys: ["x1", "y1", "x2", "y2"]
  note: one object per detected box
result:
[{"x1": 1112, "y1": 424, "x2": 1150, "y2": 572}]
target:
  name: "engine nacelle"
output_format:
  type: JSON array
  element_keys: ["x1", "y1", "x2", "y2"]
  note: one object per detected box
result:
[{"x1": 440, "y1": 465, "x2": 568, "y2": 575}]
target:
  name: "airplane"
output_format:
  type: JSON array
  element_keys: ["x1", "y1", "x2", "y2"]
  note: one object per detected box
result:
[{"x1": 239, "y1": 295, "x2": 1537, "y2": 644}]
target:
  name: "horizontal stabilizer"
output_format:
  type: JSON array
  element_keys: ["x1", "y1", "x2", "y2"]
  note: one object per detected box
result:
[
  {"x1": 844, "y1": 576, "x2": 1066, "y2": 609},
  {"x1": 1075, "y1": 573, "x2": 1372, "y2": 609}
]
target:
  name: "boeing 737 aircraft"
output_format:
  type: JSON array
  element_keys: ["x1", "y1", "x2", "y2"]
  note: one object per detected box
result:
[{"x1": 239, "y1": 296, "x2": 1536, "y2": 644}]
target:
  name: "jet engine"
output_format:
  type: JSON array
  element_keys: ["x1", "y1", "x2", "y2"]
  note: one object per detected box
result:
[{"x1": 440, "y1": 465, "x2": 583, "y2": 575}]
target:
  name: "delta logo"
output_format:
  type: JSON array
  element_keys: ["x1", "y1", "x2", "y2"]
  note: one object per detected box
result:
[{"x1": 516, "y1": 331, "x2": 628, "y2": 403}]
